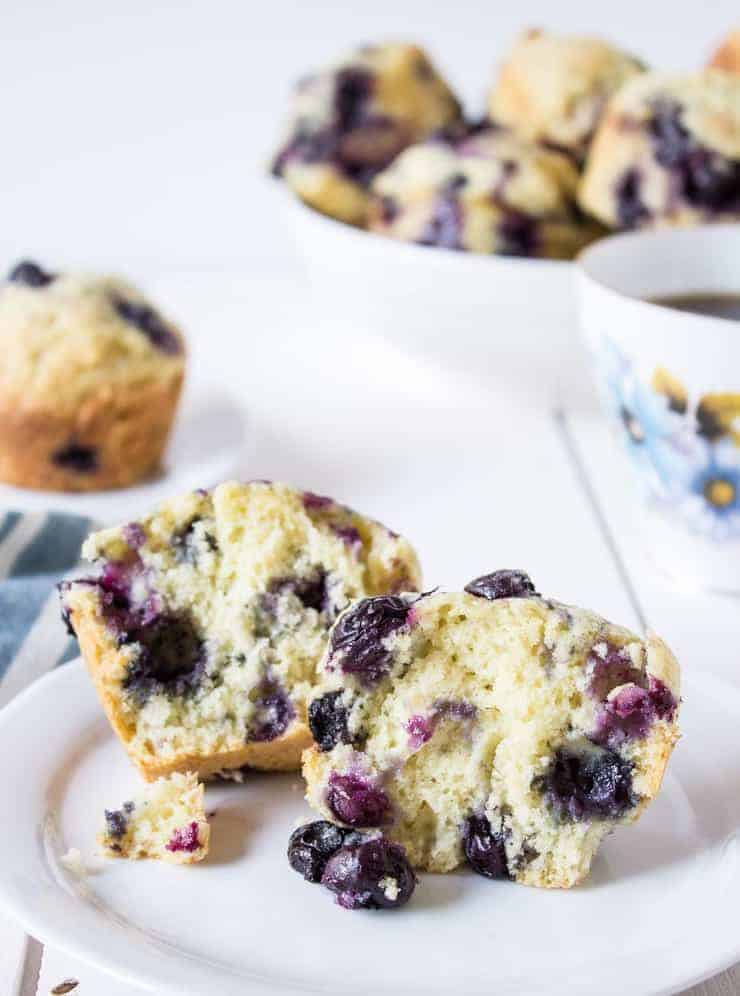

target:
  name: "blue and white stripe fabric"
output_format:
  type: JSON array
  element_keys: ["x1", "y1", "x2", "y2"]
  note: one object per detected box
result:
[{"x1": 0, "y1": 510, "x2": 92, "y2": 707}]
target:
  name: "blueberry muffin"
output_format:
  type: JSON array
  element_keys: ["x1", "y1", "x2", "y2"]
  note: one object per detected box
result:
[
  {"x1": 368, "y1": 130, "x2": 602, "y2": 258},
  {"x1": 99, "y1": 772, "x2": 210, "y2": 864},
  {"x1": 271, "y1": 42, "x2": 462, "y2": 225},
  {"x1": 709, "y1": 30, "x2": 740, "y2": 74},
  {"x1": 579, "y1": 70, "x2": 740, "y2": 229},
  {"x1": 61, "y1": 481, "x2": 421, "y2": 781},
  {"x1": 303, "y1": 570, "x2": 680, "y2": 889},
  {"x1": 488, "y1": 29, "x2": 644, "y2": 165},
  {"x1": 0, "y1": 260, "x2": 185, "y2": 492}
]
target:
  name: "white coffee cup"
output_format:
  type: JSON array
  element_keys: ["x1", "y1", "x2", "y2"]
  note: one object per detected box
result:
[{"x1": 577, "y1": 224, "x2": 740, "y2": 595}]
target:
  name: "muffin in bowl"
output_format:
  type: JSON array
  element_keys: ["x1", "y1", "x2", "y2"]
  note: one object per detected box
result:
[
  {"x1": 0, "y1": 260, "x2": 185, "y2": 492},
  {"x1": 488, "y1": 28, "x2": 644, "y2": 165},
  {"x1": 271, "y1": 42, "x2": 462, "y2": 226},
  {"x1": 368, "y1": 129, "x2": 603, "y2": 259},
  {"x1": 579, "y1": 70, "x2": 740, "y2": 229}
]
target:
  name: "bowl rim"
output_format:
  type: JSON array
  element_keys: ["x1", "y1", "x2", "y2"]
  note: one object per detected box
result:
[{"x1": 274, "y1": 180, "x2": 572, "y2": 271}]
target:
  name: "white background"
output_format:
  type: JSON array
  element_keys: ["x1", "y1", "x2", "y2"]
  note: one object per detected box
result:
[{"x1": 1, "y1": 0, "x2": 737, "y2": 271}]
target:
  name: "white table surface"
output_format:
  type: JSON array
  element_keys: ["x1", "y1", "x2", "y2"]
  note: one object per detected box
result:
[{"x1": 1, "y1": 267, "x2": 738, "y2": 994}]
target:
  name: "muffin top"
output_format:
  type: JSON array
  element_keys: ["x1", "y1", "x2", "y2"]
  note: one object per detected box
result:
[
  {"x1": 596, "y1": 69, "x2": 740, "y2": 159},
  {"x1": 0, "y1": 261, "x2": 185, "y2": 411},
  {"x1": 272, "y1": 42, "x2": 462, "y2": 182},
  {"x1": 370, "y1": 131, "x2": 582, "y2": 221},
  {"x1": 709, "y1": 29, "x2": 740, "y2": 75},
  {"x1": 489, "y1": 29, "x2": 644, "y2": 159}
]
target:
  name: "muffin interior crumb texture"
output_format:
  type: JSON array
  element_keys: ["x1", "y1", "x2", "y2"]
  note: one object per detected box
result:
[
  {"x1": 303, "y1": 575, "x2": 680, "y2": 889},
  {"x1": 62, "y1": 481, "x2": 421, "y2": 779},
  {"x1": 98, "y1": 771, "x2": 210, "y2": 864}
]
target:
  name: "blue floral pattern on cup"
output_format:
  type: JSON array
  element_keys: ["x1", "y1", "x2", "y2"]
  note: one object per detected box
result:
[{"x1": 596, "y1": 337, "x2": 740, "y2": 541}]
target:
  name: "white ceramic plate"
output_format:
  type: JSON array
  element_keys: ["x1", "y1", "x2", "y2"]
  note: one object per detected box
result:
[
  {"x1": 1, "y1": 662, "x2": 739, "y2": 995},
  {"x1": 0, "y1": 385, "x2": 248, "y2": 522}
]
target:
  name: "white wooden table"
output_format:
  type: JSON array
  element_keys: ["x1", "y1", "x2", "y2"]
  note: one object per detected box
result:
[{"x1": 1, "y1": 270, "x2": 737, "y2": 996}]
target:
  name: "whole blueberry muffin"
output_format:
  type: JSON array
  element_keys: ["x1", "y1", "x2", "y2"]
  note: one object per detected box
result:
[
  {"x1": 61, "y1": 481, "x2": 421, "y2": 781},
  {"x1": 579, "y1": 70, "x2": 740, "y2": 229},
  {"x1": 271, "y1": 42, "x2": 462, "y2": 225},
  {"x1": 709, "y1": 30, "x2": 740, "y2": 74},
  {"x1": 488, "y1": 29, "x2": 644, "y2": 165},
  {"x1": 0, "y1": 261, "x2": 185, "y2": 492},
  {"x1": 368, "y1": 129, "x2": 602, "y2": 258},
  {"x1": 99, "y1": 771, "x2": 210, "y2": 864},
  {"x1": 302, "y1": 571, "x2": 680, "y2": 889}
]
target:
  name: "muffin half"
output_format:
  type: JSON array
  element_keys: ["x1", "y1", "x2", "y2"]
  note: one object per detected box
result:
[
  {"x1": 61, "y1": 481, "x2": 421, "y2": 780},
  {"x1": 303, "y1": 571, "x2": 680, "y2": 888}
]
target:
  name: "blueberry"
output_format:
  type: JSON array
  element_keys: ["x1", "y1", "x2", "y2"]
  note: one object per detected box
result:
[
  {"x1": 593, "y1": 675, "x2": 677, "y2": 749},
  {"x1": 405, "y1": 714, "x2": 435, "y2": 750},
  {"x1": 535, "y1": 746, "x2": 636, "y2": 822},
  {"x1": 378, "y1": 195, "x2": 399, "y2": 224},
  {"x1": 122, "y1": 612, "x2": 205, "y2": 704},
  {"x1": 406, "y1": 700, "x2": 477, "y2": 749},
  {"x1": 287, "y1": 820, "x2": 354, "y2": 882},
  {"x1": 165, "y1": 822, "x2": 201, "y2": 854},
  {"x1": 334, "y1": 68, "x2": 373, "y2": 131},
  {"x1": 122, "y1": 523, "x2": 146, "y2": 551},
  {"x1": 615, "y1": 169, "x2": 650, "y2": 229},
  {"x1": 270, "y1": 569, "x2": 331, "y2": 614},
  {"x1": 172, "y1": 518, "x2": 218, "y2": 565},
  {"x1": 498, "y1": 211, "x2": 539, "y2": 257},
  {"x1": 51, "y1": 443, "x2": 98, "y2": 474},
  {"x1": 308, "y1": 690, "x2": 353, "y2": 751},
  {"x1": 8, "y1": 260, "x2": 55, "y2": 287},
  {"x1": 248, "y1": 677, "x2": 295, "y2": 742},
  {"x1": 462, "y1": 813, "x2": 510, "y2": 879},
  {"x1": 271, "y1": 126, "x2": 337, "y2": 176},
  {"x1": 93, "y1": 560, "x2": 161, "y2": 633},
  {"x1": 112, "y1": 295, "x2": 181, "y2": 355},
  {"x1": 302, "y1": 490, "x2": 334, "y2": 510},
  {"x1": 464, "y1": 570, "x2": 539, "y2": 601},
  {"x1": 648, "y1": 101, "x2": 740, "y2": 211},
  {"x1": 332, "y1": 524, "x2": 362, "y2": 551},
  {"x1": 104, "y1": 802, "x2": 133, "y2": 840},
  {"x1": 587, "y1": 643, "x2": 645, "y2": 701},
  {"x1": 647, "y1": 675, "x2": 677, "y2": 720},
  {"x1": 321, "y1": 837, "x2": 416, "y2": 910},
  {"x1": 328, "y1": 595, "x2": 410, "y2": 686},
  {"x1": 327, "y1": 771, "x2": 392, "y2": 827},
  {"x1": 417, "y1": 194, "x2": 463, "y2": 250}
]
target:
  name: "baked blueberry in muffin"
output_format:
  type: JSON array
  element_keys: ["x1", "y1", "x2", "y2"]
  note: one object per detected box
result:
[
  {"x1": 579, "y1": 70, "x2": 740, "y2": 228},
  {"x1": 488, "y1": 29, "x2": 644, "y2": 165},
  {"x1": 303, "y1": 571, "x2": 680, "y2": 888},
  {"x1": 61, "y1": 481, "x2": 421, "y2": 780},
  {"x1": 99, "y1": 771, "x2": 209, "y2": 864},
  {"x1": 271, "y1": 42, "x2": 462, "y2": 225},
  {"x1": 0, "y1": 262, "x2": 185, "y2": 492},
  {"x1": 368, "y1": 129, "x2": 602, "y2": 259}
]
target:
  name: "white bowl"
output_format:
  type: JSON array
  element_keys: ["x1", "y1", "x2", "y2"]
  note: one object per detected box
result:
[{"x1": 276, "y1": 188, "x2": 596, "y2": 408}]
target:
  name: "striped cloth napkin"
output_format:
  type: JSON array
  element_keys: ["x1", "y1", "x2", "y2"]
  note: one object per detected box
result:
[{"x1": 0, "y1": 509, "x2": 93, "y2": 709}]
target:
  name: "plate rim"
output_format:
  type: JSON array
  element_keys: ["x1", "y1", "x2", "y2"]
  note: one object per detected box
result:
[{"x1": 2, "y1": 660, "x2": 740, "y2": 996}]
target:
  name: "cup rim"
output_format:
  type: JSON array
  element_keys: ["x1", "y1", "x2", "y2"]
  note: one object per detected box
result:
[{"x1": 576, "y1": 224, "x2": 740, "y2": 331}]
